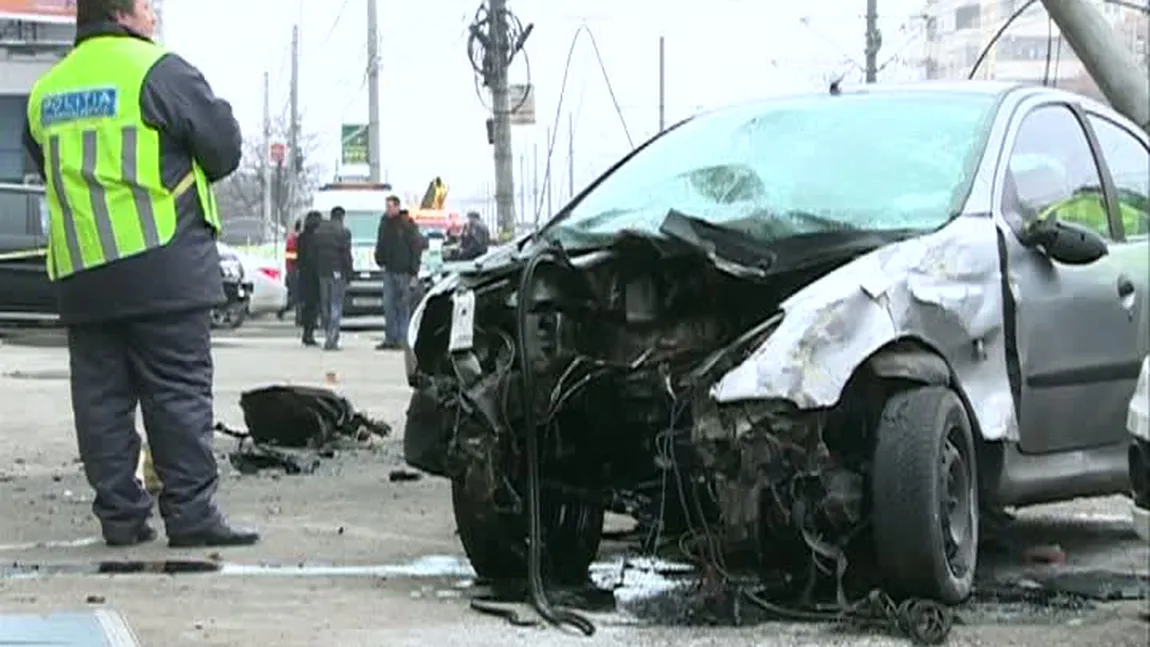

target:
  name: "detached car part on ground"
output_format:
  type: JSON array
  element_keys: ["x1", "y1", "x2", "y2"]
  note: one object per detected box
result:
[{"x1": 403, "y1": 83, "x2": 1150, "y2": 630}]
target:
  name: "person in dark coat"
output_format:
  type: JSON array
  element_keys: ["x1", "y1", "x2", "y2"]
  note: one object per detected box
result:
[
  {"x1": 295, "y1": 210, "x2": 324, "y2": 346},
  {"x1": 373, "y1": 196, "x2": 425, "y2": 350},
  {"x1": 457, "y1": 211, "x2": 491, "y2": 260},
  {"x1": 311, "y1": 206, "x2": 354, "y2": 350}
]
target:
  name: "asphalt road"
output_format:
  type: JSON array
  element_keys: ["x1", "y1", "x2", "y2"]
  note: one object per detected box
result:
[{"x1": 0, "y1": 319, "x2": 1146, "y2": 646}]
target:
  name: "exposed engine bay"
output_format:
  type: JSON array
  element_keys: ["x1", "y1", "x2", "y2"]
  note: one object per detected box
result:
[{"x1": 405, "y1": 229, "x2": 958, "y2": 640}]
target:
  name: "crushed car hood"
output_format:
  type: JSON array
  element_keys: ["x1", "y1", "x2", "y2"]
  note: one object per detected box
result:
[{"x1": 418, "y1": 216, "x2": 1017, "y2": 442}]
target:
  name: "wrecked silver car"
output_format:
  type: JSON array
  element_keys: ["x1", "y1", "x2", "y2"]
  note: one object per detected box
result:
[{"x1": 403, "y1": 83, "x2": 1150, "y2": 615}]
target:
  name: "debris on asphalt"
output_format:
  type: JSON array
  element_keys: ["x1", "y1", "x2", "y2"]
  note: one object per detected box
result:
[
  {"x1": 388, "y1": 469, "x2": 422, "y2": 483},
  {"x1": 1023, "y1": 544, "x2": 1068, "y2": 566},
  {"x1": 216, "y1": 385, "x2": 391, "y2": 475},
  {"x1": 84, "y1": 595, "x2": 104, "y2": 604}
]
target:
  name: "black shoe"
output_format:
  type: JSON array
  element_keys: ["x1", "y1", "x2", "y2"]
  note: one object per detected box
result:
[
  {"x1": 375, "y1": 340, "x2": 400, "y2": 350},
  {"x1": 168, "y1": 522, "x2": 260, "y2": 548},
  {"x1": 105, "y1": 523, "x2": 158, "y2": 547},
  {"x1": 302, "y1": 337, "x2": 318, "y2": 347}
]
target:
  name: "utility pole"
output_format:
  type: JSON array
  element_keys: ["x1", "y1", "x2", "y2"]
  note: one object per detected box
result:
[
  {"x1": 486, "y1": 0, "x2": 518, "y2": 236},
  {"x1": 288, "y1": 25, "x2": 300, "y2": 221},
  {"x1": 864, "y1": 0, "x2": 880, "y2": 83},
  {"x1": 658, "y1": 36, "x2": 666, "y2": 130},
  {"x1": 367, "y1": 0, "x2": 383, "y2": 182},
  {"x1": 545, "y1": 127, "x2": 552, "y2": 219},
  {"x1": 261, "y1": 71, "x2": 272, "y2": 237},
  {"x1": 519, "y1": 154, "x2": 526, "y2": 219},
  {"x1": 567, "y1": 112, "x2": 574, "y2": 200},
  {"x1": 532, "y1": 142, "x2": 539, "y2": 226},
  {"x1": 1042, "y1": 0, "x2": 1149, "y2": 131}
]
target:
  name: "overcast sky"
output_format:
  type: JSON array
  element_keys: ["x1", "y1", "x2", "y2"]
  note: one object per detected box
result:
[{"x1": 162, "y1": 0, "x2": 928, "y2": 212}]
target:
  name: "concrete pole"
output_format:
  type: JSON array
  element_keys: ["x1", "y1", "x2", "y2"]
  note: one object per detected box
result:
[
  {"x1": 865, "y1": 0, "x2": 880, "y2": 83},
  {"x1": 1041, "y1": 0, "x2": 1149, "y2": 131},
  {"x1": 658, "y1": 36, "x2": 666, "y2": 130},
  {"x1": 488, "y1": 0, "x2": 518, "y2": 236},
  {"x1": 367, "y1": 0, "x2": 383, "y2": 181},
  {"x1": 288, "y1": 25, "x2": 300, "y2": 223},
  {"x1": 567, "y1": 112, "x2": 574, "y2": 201},
  {"x1": 262, "y1": 71, "x2": 272, "y2": 238}
]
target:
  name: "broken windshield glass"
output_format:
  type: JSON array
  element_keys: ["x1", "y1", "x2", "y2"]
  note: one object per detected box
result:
[{"x1": 543, "y1": 91, "x2": 999, "y2": 247}]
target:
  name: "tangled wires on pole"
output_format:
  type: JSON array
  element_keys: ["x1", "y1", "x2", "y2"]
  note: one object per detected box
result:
[{"x1": 466, "y1": 2, "x2": 533, "y2": 114}]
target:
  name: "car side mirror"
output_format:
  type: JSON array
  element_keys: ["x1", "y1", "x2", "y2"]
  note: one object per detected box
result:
[{"x1": 1019, "y1": 215, "x2": 1108, "y2": 265}]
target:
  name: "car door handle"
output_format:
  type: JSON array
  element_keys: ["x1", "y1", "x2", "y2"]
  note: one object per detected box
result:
[{"x1": 1118, "y1": 275, "x2": 1135, "y2": 297}]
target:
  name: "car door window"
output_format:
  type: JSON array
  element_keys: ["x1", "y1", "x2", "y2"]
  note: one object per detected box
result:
[
  {"x1": 1087, "y1": 114, "x2": 1150, "y2": 239},
  {"x1": 0, "y1": 189, "x2": 31, "y2": 236},
  {"x1": 1004, "y1": 105, "x2": 1113, "y2": 239}
]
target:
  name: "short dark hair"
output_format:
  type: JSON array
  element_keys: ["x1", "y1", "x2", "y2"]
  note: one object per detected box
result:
[
  {"x1": 77, "y1": 0, "x2": 137, "y2": 27},
  {"x1": 385, "y1": 196, "x2": 400, "y2": 206},
  {"x1": 330, "y1": 206, "x2": 346, "y2": 219}
]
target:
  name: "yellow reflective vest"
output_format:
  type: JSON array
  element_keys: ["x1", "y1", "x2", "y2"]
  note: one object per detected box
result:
[{"x1": 26, "y1": 35, "x2": 219, "y2": 280}]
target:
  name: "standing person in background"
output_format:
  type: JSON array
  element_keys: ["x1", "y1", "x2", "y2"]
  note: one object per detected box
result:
[
  {"x1": 457, "y1": 211, "x2": 491, "y2": 260},
  {"x1": 21, "y1": 0, "x2": 258, "y2": 547},
  {"x1": 373, "y1": 195, "x2": 424, "y2": 350},
  {"x1": 312, "y1": 206, "x2": 353, "y2": 350},
  {"x1": 295, "y1": 210, "x2": 323, "y2": 347},
  {"x1": 278, "y1": 218, "x2": 301, "y2": 322}
]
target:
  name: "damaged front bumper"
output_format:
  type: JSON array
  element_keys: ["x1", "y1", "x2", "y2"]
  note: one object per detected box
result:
[{"x1": 404, "y1": 217, "x2": 1008, "y2": 603}]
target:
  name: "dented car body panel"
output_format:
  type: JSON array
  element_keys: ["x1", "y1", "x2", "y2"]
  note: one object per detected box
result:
[
  {"x1": 711, "y1": 215, "x2": 1018, "y2": 441},
  {"x1": 403, "y1": 82, "x2": 1150, "y2": 601}
]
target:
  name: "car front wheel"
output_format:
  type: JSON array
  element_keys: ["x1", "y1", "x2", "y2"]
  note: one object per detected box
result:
[
  {"x1": 871, "y1": 386, "x2": 979, "y2": 603},
  {"x1": 451, "y1": 477, "x2": 603, "y2": 586}
]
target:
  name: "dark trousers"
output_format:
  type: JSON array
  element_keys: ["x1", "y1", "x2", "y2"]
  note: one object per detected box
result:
[
  {"x1": 300, "y1": 293, "x2": 320, "y2": 343},
  {"x1": 318, "y1": 274, "x2": 347, "y2": 349},
  {"x1": 67, "y1": 308, "x2": 222, "y2": 538}
]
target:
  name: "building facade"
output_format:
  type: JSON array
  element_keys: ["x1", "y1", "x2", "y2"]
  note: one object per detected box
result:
[
  {"x1": 0, "y1": 17, "x2": 72, "y2": 182},
  {"x1": 922, "y1": 0, "x2": 1148, "y2": 101}
]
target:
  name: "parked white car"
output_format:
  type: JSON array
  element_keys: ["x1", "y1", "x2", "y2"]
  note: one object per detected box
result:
[
  {"x1": 1130, "y1": 356, "x2": 1149, "y2": 541},
  {"x1": 216, "y1": 243, "x2": 287, "y2": 317}
]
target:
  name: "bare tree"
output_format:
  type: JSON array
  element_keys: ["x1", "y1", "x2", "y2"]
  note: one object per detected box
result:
[{"x1": 214, "y1": 119, "x2": 324, "y2": 245}]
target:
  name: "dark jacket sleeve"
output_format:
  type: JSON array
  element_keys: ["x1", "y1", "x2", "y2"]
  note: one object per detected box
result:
[
  {"x1": 373, "y1": 216, "x2": 387, "y2": 268},
  {"x1": 22, "y1": 121, "x2": 45, "y2": 181},
  {"x1": 139, "y1": 53, "x2": 242, "y2": 183},
  {"x1": 341, "y1": 228, "x2": 354, "y2": 277}
]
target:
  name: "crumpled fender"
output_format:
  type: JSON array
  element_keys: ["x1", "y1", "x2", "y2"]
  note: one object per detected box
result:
[{"x1": 710, "y1": 216, "x2": 1019, "y2": 442}]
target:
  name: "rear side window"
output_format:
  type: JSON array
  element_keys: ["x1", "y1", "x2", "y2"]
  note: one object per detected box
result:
[
  {"x1": 1087, "y1": 115, "x2": 1150, "y2": 239},
  {"x1": 0, "y1": 189, "x2": 31, "y2": 236}
]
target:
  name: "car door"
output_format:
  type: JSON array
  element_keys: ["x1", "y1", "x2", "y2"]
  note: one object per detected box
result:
[
  {"x1": 1083, "y1": 111, "x2": 1150, "y2": 386},
  {"x1": 996, "y1": 101, "x2": 1141, "y2": 454},
  {"x1": 0, "y1": 185, "x2": 48, "y2": 314}
]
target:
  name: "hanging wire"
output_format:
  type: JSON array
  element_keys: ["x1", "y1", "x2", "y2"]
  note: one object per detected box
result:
[
  {"x1": 533, "y1": 23, "x2": 634, "y2": 223},
  {"x1": 968, "y1": 0, "x2": 1040, "y2": 80},
  {"x1": 466, "y1": 3, "x2": 533, "y2": 114}
]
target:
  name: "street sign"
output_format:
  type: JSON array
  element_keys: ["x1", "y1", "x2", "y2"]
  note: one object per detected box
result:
[
  {"x1": 269, "y1": 142, "x2": 286, "y2": 164},
  {"x1": 508, "y1": 84, "x2": 535, "y2": 125},
  {"x1": 341, "y1": 124, "x2": 369, "y2": 165}
]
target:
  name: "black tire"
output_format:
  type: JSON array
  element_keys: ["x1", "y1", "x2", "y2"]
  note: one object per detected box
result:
[
  {"x1": 872, "y1": 386, "x2": 979, "y2": 603},
  {"x1": 451, "y1": 478, "x2": 603, "y2": 585}
]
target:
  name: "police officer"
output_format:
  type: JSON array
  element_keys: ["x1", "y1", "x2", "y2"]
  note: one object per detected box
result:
[{"x1": 22, "y1": 0, "x2": 259, "y2": 548}]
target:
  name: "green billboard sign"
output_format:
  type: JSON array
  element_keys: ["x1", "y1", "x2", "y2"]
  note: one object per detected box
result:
[{"x1": 341, "y1": 124, "x2": 368, "y2": 165}]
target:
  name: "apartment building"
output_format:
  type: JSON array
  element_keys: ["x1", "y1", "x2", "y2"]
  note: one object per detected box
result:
[
  {"x1": 922, "y1": 0, "x2": 1147, "y2": 101},
  {"x1": 0, "y1": 17, "x2": 72, "y2": 182}
]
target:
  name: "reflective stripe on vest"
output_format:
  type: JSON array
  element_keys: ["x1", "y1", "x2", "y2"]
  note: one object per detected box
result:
[{"x1": 26, "y1": 36, "x2": 219, "y2": 280}]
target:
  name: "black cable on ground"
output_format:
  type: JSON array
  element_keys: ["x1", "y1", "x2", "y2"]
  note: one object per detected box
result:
[{"x1": 511, "y1": 247, "x2": 596, "y2": 636}]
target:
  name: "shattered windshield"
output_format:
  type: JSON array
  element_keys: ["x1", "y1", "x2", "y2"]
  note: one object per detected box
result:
[{"x1": 543, "y1": 91, "x2": 999, "y2": 246}]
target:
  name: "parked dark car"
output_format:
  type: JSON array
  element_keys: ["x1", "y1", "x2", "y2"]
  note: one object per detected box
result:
[
  {"x1": 0, "y1": 182, "x2": 53, "y2": 320},
  {"x1": 0, "y1": 182, "x2": 252, "y2": 324}
]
